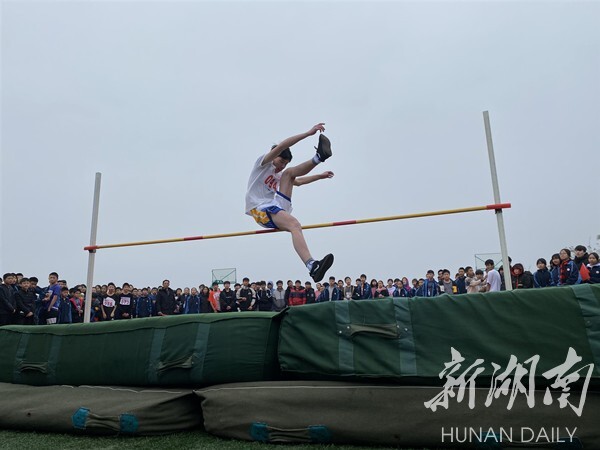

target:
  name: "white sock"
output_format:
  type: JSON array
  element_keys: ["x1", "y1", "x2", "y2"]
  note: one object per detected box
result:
[
  {"x1": 306, "y1": 259, "x2": 316, "y2": 271},
  {"x1": 312, "y1": 154, "x2": 321, "y2": 165}
]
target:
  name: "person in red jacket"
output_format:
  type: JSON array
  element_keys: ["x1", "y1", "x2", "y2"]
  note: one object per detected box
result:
[{"x1": 288, "y1": 280, "x2": 307, "y2": 306}]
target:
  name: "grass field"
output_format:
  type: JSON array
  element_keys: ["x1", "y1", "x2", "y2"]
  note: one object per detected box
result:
[{"x1": 0, "y1": 430, "x2": 410, "y2": 450}]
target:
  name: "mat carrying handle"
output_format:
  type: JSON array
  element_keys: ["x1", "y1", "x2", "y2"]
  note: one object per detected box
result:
[{"x1": 250, "y1": 422, "x2": 332, "y2": 444}]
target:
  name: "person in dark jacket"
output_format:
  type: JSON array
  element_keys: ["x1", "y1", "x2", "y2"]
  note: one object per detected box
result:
[
  {"x1": 135, "y1": 288, "x2": 153, "y2": 318},
  {"x1": 352, "y1": 279, "x2": 371, "y2": 300},
  {"x1": 115, "y1": 283, "x2": 134, "y2": 319},
  {"x1": 58, "y1": 287, "x2": 72, "y2": 324},
  {"x1": 184, "y1": 287, "x2": 201, "y2": 314},
  {"x1": 392, "y1": 278, "x2": 410, "y2": 297},
  {"x1": 219, "y1": 282, "x2": 237, "y2": 312},
  {"x1": 0, "y1": 273, "x2": 18, "y2": 326},
  {"x1": 558, "y1": 248, "x2": 581, "y2": 286},
  {"x1": 305, "y1": 281, "x2": 316, "y2": 304},
  {"x1": 455, "y1": 267, "x2": 467, "y2": 294},
  {"x1": 70, "y1": 292, "x2": 85, "y2": 323},
  {"x1": 283, "y1": 280, "x2": 293, "y2": 305},
  {"x1": 573, "y1": 245, "x2": 589, "y2": 269},
  {"x1": 511, "y1": 263, "x2": 534, "y2": 289},
  {"x1": 587, "y1": 252, "x2": 600, "y2": 284},
  {"x1": 533, "y1": 258, "x2": 554, "y2": 288},
  {"x1": 549, "y1": 253, "x2": 561, "y2": 286},
  {"x1": 199, "y1": 286, "x2": 213, "y2": 314},
  {"x1": 236, "y1": 278, "x2": 256, "y2": 311},
  {"x1": 15, "y1": 278, "x2": 36, "y2": 325},
  {"x1": 416, "y1": 271, "x2": 439, "y2": 297},
  {"x1": 156, "y1": 279, "x2": 177, "y2": 316},
  {"x1": 373, "y1": 280, "x2": 390, "y2": 298},
  {"x1": 318, "y1": 276, "x2": 342, "y2": 301},
  {"x1": 256, "y1": 281, "x2": 273, "y2": 311}
]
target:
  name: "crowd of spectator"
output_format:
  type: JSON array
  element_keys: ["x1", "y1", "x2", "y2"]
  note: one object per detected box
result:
[{"x1": 1, "y1": 245, "x2": 598, "y2": 326}]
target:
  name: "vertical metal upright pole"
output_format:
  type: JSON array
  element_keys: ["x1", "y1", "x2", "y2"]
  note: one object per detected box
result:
[
  {"x1": 483, "y1": 111, "x2": 512, "y2": 290},
  {"x1": 84, "y1": 173, "x2": 102, "y2": 323}
]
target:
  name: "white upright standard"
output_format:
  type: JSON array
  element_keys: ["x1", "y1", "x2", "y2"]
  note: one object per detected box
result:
[
  {"x1": 483, "y1": 111, "x2": 513, "y2": 291},
  {"x1": 84, "y1": 172, "x2": 102, "y2": 323}
]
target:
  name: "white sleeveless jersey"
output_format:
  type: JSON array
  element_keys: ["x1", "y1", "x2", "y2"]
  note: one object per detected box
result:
[{"x1": 245, "y1": 154, "x2": 282, "y2": 214}]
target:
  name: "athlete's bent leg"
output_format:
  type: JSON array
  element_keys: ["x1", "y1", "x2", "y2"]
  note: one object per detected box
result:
[
  {"x1": 279, "y1": 158, "x2": 318, "y2": 199},
  {"x1": 270, "y1": 210, "x2": 312, "y2": 264}
]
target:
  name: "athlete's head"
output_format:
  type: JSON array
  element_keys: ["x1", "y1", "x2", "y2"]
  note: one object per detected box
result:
[{"x1": 272, "y1": 145, "x2": 292, "y2": 173}]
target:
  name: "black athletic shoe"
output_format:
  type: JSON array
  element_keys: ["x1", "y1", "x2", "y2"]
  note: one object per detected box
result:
[
  {"x1": 314, "y1": 134, "x2": 332, "y2": 162},
  {"x1": 310, "y1": 253, "x2": 334, "y2": 283}
]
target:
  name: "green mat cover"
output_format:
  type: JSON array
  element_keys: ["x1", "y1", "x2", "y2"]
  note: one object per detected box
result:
[
  {"x1": 279, "y1": 284, "x2": 600, "y2": 384},
  {"x1": 195, "y1": 380, "x2": 600, "y2": 447},
  {"x1": 0, "y1": 312, "x2": 281, "y2": 386},
  {"x1": 0, "y1": 382, "x2": 202, "y2": 435}
]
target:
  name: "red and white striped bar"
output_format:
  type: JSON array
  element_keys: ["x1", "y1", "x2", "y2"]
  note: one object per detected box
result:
[{"x1": 84, "y1": 203, "x2": 511, "y2": 252}]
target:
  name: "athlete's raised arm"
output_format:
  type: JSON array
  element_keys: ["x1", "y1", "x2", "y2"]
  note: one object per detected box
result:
[{"x1": 261, "y1": 123, "x2": 325, "y2": 167}]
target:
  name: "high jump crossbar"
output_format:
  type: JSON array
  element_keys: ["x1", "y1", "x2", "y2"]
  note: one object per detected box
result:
[{"x1": 84, "y1": 203, "x2": 510, "y2": 252}]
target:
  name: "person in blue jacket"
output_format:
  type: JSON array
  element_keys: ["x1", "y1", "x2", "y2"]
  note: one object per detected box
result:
[
  {"x1": 351, "y1": 279, "x2": 371, "y2": 300},
  {"x1": 549, "y1": 253, "x2": 561, "y2": 286},
  {"x1": 135, "y1": 288, "x2": 154, "y2": 318},
  {"x1": 587, "y1": 252, "x2": 600, "y2": 284},
  {"x1": 184, "y1": 287, "x2": 201, "y2": 314},
  {"x1": 317, "y1": 277, "x2": 342, "y2": 302},
  {"x1": 416, "y1": 270, "x2": 439, "y2": 297},
  {"x1": 533, "y1": 258, "x2": 554, "y2": 288},
  {"x1": 557, "y1": 248, "x2": 581, "y2": 286}
]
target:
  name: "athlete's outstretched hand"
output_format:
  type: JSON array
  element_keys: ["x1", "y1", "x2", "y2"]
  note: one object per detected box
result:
[
  {"x1": 319, "y1": 171, "x2": 334, "y2": 180},
  {"x1": 307, "y1": 123, "x2": 325, "y2": 135}
]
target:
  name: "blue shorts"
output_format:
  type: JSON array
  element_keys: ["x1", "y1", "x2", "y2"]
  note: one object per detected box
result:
[
  {"x1": 248, "y1": 191, "x2": 293, "y2": 229},
  {"x1": 249, "y1": 205, "x2": 284, "y2": 229}
]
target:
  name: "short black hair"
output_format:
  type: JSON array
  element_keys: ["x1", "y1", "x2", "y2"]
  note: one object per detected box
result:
[
  {"x1": 20, "y1": 277, "x2": 29, "y2": 283},
  {"x1": 475, "y1": 269, "x2": 484, "y2": 275},
  {"x1": 442, "y1": 269, "x2": 450, "y2": 275},
  {"x1": 29, "y1": 277, "x2": 39, "y2": 283},
  {"x1": 536, "y1": 258, "x2": 547, "y2": 265},
  {"x1": 485, "y1": 259, "x2": 495, "y2": 266},
  {"x1": 49, "y1": 272, "x2": 59, "y2": 278},
  {"x1": 243, "y1": 277, "x2": 250, "y2": 282},
  {"x1": 279, "y1": 148, "x2": 292, "y2": 161},
  {"x1": 575, "y1": 245, "x2": 587, "y2": 252}
]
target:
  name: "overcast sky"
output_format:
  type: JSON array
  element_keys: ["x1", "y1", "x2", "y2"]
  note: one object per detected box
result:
[{"x1": 1, "y1": 1, "x2": 598, "y2": 288}]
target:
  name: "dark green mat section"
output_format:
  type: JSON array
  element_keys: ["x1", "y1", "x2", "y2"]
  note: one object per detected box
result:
[
  {"x1": 279, "y1": 285, "x2": 600, "y2": 383},
  {"x1": 0, "y1": 313, "x2": 281, "y2": 386},
  {"x1": 195, "y1": 380, "x2": 600, "y2": 447},
  {"x1": 0, "y1": 383, "x2": 202, "y2": 435}
]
